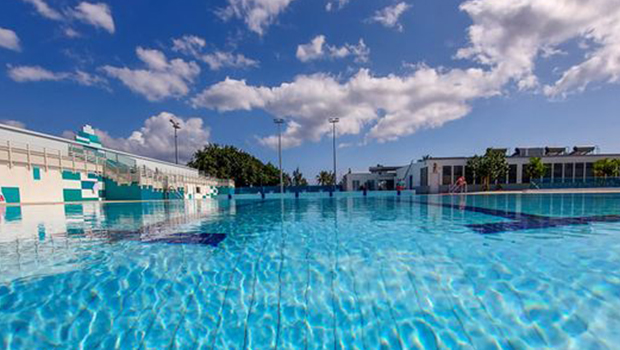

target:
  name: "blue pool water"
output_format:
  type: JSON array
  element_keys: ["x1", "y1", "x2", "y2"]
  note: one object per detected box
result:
[{"x1": 1, "y1": 194, "x2": 620, "y2": 349}]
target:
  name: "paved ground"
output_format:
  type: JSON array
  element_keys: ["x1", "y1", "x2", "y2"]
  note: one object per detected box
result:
[{"x1": 462, "y1": 188, "x2": 620, "y2": 195}]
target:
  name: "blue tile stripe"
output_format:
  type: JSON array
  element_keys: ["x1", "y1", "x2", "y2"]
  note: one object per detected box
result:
[{"x1": 410, "y1": 199, "x2": 620, "y2": 234}]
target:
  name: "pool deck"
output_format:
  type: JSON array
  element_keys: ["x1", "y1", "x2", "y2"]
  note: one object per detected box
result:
[{"x1": 461, "y1": 187, "x2": 620, "y2": 195}]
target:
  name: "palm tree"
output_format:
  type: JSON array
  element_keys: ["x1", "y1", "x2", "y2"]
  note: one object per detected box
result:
[
  {"x1": 292, "y1": 167, "x2": 308, "y2": 186},
  {"x1": 316, "y1": 171, "x2": 335, "y2": 186}
]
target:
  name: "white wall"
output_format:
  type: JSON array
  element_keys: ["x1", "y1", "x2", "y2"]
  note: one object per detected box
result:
[{"x1": 0, "y1": 164, "x2": 64, "y2": 203}]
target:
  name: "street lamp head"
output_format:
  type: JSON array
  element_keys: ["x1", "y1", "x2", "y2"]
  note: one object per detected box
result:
[
  {"x1": 169, "y1": 118, "x2": 181, "y2": 130},
  {"x1": 329, "y1": 117, "x2": 340, "y2": 123},
  {"x1": 273, "y1": 118, "x2": 285, "y2": 124}
]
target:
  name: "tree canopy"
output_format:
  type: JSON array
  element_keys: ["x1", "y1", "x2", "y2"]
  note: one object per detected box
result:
[
  {"x1": 525, "y1": 157, "x2": 546, "y2": 180},
  {"x1": 316, "y1": 171, "x2": 335, "y2": 186},
  {"x1": 466, "y1": 149, "x2": 509, "y2": 190},
  {"x1": 593, "y1": 158, "x2": 620, "y2": 177},
  {"x1": 188, "y1": 144, "x2": 288, "y2": 187}
]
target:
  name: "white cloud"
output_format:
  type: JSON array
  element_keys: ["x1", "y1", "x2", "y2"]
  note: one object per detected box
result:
[
  {"x1": 0, "y1": 28, "x2": 21, "y2": 51},
  {"x1": 72, "y1": 2, "x2": 115, "y2": 34},
  {"x1": 192, "y1": 67, "x2": 503, "y2": 147},
  {"x1": 172, "y1": 35, "x2": 206, "y2": 57},
  {"x1": 171, "y1": 35, "x2": 259, "y2": 70},
  {"x1": 191, "y1": 0, "x2": 620, "y2": 149},
  {"x1": 202, "y1": 51, "x2": 259, "y2": 70},
  {"x1": 457, "y1": 0, "x2": 620, "y2": 97},
  {"x1": 296, "y1": 35, "x2": 369, "y2": 63},
  {"x1": 64, "y1": 28, "x2": 81, "y2": 38},
  {"x1": 326, "y1": 0, "x2": 351, "y2": 12},
  {"x1": 369, "y1": 2, "x2": 411, "y2": 31},
  {"x1": 20, "y1": 0, "x2": 63, "y2": 20},
  {"x1": 218, "y1": 0, "x2": 297, "y2": 36},
  {"x1": 8, "y1": 66, "x2": 67, "y2": 82},
  {"x1": 67, "y1": 112, "x2": 210, "y2": 163},
  {"x1": 102, "y1": 47, "x2": 200, "y2": 101},
  {"x1": 0, "y1": 120, "x2": 26, "y2": 129},
  {"x1": 7, "y1": 65, "x2": 107, "y2": 88}
]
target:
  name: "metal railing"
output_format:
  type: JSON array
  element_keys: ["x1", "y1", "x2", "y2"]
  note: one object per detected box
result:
[{"x1": 0, "y1": 138, "x2": 234, "y2": 190}]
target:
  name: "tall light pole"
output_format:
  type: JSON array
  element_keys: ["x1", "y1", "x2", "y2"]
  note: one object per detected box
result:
[
  {"x1": 274, "y1": 118, "x2": 285, "y2": 194},
  {"x1": 329, "y1": 117, "x2": 339, "y2": 190},
  {"x1": 169, "y1": 118, "x2": 181, "y2": 164}
]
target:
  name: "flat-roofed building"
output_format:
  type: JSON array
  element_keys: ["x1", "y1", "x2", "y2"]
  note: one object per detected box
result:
[
  {"x1": 342, "y1": 146, "x2": 619, "y2": 194},
  {"x1": 0, "y1": 123, "x2": 234, "y2": 204}
]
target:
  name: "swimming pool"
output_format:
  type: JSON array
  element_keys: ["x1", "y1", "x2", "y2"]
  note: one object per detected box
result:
[{"x1": 1, "y1": 194, "x2": 620, "y2": 349}]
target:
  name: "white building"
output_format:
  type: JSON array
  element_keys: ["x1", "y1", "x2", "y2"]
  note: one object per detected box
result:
[
  {"x1": 0, "y1": 123, "x2": 234, "y2": 204},
  {"x1": 343, "y1": 146, "x2": 619, "y2": 194}
]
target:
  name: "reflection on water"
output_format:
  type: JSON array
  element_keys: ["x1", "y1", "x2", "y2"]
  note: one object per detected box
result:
[{"x1": 1, "y1": 194, "x2": 620, "y2": 349}]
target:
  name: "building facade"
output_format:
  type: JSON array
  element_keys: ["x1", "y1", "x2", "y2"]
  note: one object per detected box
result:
[
  {"x1": 343, "y1": 146, "x2": 619, "y2": 194},
  {"x1": 0, "y1": 123, "x2": 234, "y2": 204}
]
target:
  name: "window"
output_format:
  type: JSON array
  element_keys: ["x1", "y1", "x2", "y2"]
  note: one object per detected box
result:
[
  {"x1": 367, "y1": 180, "x2": 375, "y2": 190},
  {"x1": 409, "y1": 175, "x2": 413, "y2": 189},
  {"x1": 442, "y1": 166, "x2": 452, "y2": 185},
  {"x1": 196, "y1": 186, "x2": 201, "y2": 193},
  {"x1": 553, "y1": 163, "x2": 563, "y2": 182},
  {"x1": 508, "y1": 164, "x2": 517, "y2": 184},
  {"x1": 420, "y1": 167, "x2": 428, "y2": 187},
  {"x1": 544, "y1": 164, "x2": 552, "y2": 180},
  {"x1": 465, "y1": 166, "x2": 474, "y2": 184},
  {"x1": 564, "y1": 163, "x2": 574, "y2": 183},
  {"x1": 585, "y1": 163, "x2": 594, "y2": 179},
  {"x1": 33, "y1": 167, "x2": 41, "y2": 180},
  {"x1": 575, "y1": 163, "x2": 585, "y2": 181},
  {"x1": 521, "y1": 164, "x2": 530, "y2": 183},
  {"x1": 352, "y1": 180, "x2": 360, "y2": 190},
  {"x1": 454, "y1": 166, "x2": 464, "y2": 180}
]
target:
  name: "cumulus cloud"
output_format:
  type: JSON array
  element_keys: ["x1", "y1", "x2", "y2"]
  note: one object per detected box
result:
[
  {"x1": 202, "y1": 51, "x2": 259, "y2": 70},
  {"x1": 66, "y1": 112, "x2": 210, "y2": 163},
  {"x1": 192, "y1": 68, "x2": 503, "y2": 147},
  {"x1": 7, "y1": 65, "x2": 107, "y2": 88},
  {"x1": 19, "y1": 0, "x2": 115, "y2": 35},
  {"x1": 369, "y1": 2, "x2": 411, "y2": 31},
  {"x1": 457, "y1": 0, "x2": 620, "y2": 97},
  {"x1": 296, "y1": 35, "x2": 369, "y2": 63},
  {"x1": 8, "y1": 66, "x2": 68, "y2": 82},
  {"x1": 190, "y1": 0, "x2": 620, "y2": 149},
  {"x1": 0, "y1": 28, "x2": 21, "y2": 51},
  {"x1": 102, "y1": 47, "x2": 200, "y2": 101},
  {"x1": 19, "y1": 0, "x2": 63, "y2": 20},
  {"x1": 218, "y1": 0, "x2": 297, "y2": 36},
  {"x1": 72, "y1": 2, "x2": 115, "y2": 34},
  {"x1": 0, "y1": 120, "x2": 27, "y2": 129},
  {"x1": 171, "y1": 35, "x2": 259, "y2": 70},
  {"x1": 172, "y1": 35, "x2": 206, "y2": 57}
]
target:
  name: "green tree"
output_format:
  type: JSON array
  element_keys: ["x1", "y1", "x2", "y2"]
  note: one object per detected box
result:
[
  {"x1": 593, "y1": 158, "x2": 620, "y2": 178},
  {"x1": 525, "y1": 157, "x2": 546, "y2": 182},
  {"x1": 292, "y1": 167, "x2": 308, "y2": 186},
  {"x1": 466, "y1": 149, "x2": 509, "y2": 190},
  {"x1": 188, "y1": 144, "x2": 290, "y2": 187},
  {"x1": 316, "y1": 171, "x2": 335, "y2": 186}
]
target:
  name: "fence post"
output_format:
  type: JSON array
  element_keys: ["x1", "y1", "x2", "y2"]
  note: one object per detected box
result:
[
  {"x1": 43, "y1": 147, "x2": 48, "y2": 171},
  {"x1": 7, "y1": 140, "x2": 12, "y2": 168},
  {"x1": 26, "y1": 143, "x2": 31, "y2": 169}
]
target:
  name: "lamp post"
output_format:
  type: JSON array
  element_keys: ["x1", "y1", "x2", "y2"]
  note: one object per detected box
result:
[
  {"x1": 169, "y1": 118, "x2": 181, "y2": 164},
  {"x1": 274, "y1": 118, "x2": 285, "y2": 194},
  {"x1": 329, "y1": 117, "x2": 339, "y2": 190}
]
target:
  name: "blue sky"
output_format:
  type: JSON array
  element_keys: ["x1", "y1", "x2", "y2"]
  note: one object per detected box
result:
[{"x1": 1, "y1": 0, "x2": 620, "y2": 181}]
